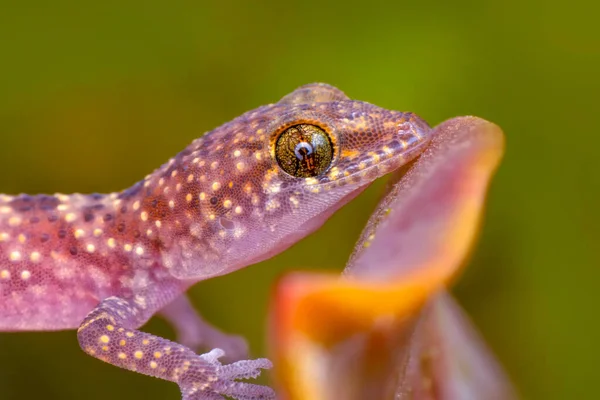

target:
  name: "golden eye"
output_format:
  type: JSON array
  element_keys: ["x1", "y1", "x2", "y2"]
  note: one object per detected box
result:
[{"x1": 275, "y1": 124, "x2": 333, "y2": 177}]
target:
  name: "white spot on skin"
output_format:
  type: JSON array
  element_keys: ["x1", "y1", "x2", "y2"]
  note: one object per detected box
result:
[
  {"x1": 107, "y1": 238, "x2": 116, "y2": 248},
  {"x1": 328, "y1": 167, "x2": 340, "y2": 179},
  {"x1": 236, "y1": 162, "x2": 245, "y2": 172},
  {"x1": 65, "y1": 213, "x2": 77, "y2": 223},
  {"x1": 141, "y1": 211, "x2": 149, "y2": 221},
  {"x1": 8, "y1": 217, "x2": 22, "y2": 227},
  {"x1": 9, "y1": 251, "x2": 21, "y2": 262},
  {"x1": 0, "y1": 233, "x2": 9, "y2": 242},
  {"x1": 86, "y1": 244, "x2": 96, "y2": 253},
  {"x1": 134, "y1": 295, "x2": 147, "y2": 309},
  {"x1": 233, "y1": 227, "x2": 245, "y2": 238},
  {"x1": 135, "y1": 246, "x2": 144, "y2": 256},
  {"x1": 266, "y1": 199, "x2": 280, "y2": 211},
  {"x1": 369, "y1": 152, "x2": 381, "y2": 163},
  {"x1": 124, "y1": 244, "x2": 133, "y2": 252},
  {"x1": 212, "y1": 182, "x2": 221, "y2": 191},
  {"x1": 268, "y1": 184, "x2": 281, "y2": 194},
  {"x1": 169, "y1": 200, "x2": 175, "y2": 209},
  {"x1": 28, "y1": 284, "x2": 45, "y2": 297},
  {"x1": 21, "y1": 270, "x2": 31, "y2": 280},
  {"x1": 74, "y1": 229, "x2": 86, "y2": 239},
  {"x1": 30, "y1": 252, "x2": 41, "y2": 263},
  {"x1": 187, "y1": 174, "x2": 194, "y2": 183},
  {"x1": 94, "y1": 228, "x2": 103, "y2": 237},
  {"x1": 235, "y1": 206, "x2": 243, "y2": 214},
  {"x1": 18, "y1": 234, "x2": 26, "y2": 243},
  {"x1": 0, "y1": 270, "x2": 10, "y2": 280},
  {"x1": 186, "y1": 193, "x2": 193, "y2": 202},
  {"x1": 55, "y1": 264, "x2": 75, "y2": 280},
  {"x1": 133, "y1": 201, "x2": 141, "y2": 211},
  {"x1": 223, "y1": 200, "x2": 232, "y2": 209}
]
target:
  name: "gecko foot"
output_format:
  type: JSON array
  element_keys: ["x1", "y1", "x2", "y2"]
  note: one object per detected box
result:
[{"x1": 180, "y1": 349, "x2": 276, "y2": 400}]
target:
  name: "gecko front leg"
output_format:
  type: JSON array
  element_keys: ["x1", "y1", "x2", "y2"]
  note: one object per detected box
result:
[
  {"x1": 77, "y1": 296, "x2": 275, "y2": 400},
  {"x1": 160, "y1": 294, "x2": 249, "y2": 361}
]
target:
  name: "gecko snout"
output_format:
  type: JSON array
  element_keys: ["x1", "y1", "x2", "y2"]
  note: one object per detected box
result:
[{"x1": 397, "y1": 113, "x2": 432, "y2": 147}]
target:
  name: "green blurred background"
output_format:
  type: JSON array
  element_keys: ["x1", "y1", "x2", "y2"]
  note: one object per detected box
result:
[{"x1": 0, "y1": 1, "x2": 598, "y2": 399}]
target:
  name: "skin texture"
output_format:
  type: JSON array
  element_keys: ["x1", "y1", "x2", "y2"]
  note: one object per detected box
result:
[{"x1": 0, "y1": 83, "x2": 431, "y2": 399}]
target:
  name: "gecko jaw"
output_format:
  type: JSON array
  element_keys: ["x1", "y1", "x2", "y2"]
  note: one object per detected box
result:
[{"x1": 307, "y1": 139, "x2": 432, "y2": 192}]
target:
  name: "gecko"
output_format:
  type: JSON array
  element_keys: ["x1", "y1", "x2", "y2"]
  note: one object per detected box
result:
[{"x1": 0, "y1": 83, "x2": 431, "y2": 400}]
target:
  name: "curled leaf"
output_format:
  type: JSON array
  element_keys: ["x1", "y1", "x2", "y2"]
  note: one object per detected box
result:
[
  {"x1": 269, "y1": 117, "x2": 515, "y2": 400},
  {"x1": 345, "y1": 116, "x2": 506, "y2": 284}
]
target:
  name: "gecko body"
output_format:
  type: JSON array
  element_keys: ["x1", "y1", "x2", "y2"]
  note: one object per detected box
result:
[{"x1": 0, "y1": 84, "x2": 431, "y2": 399}]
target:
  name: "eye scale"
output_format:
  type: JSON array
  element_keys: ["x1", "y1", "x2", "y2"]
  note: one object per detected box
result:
[
  {"x1": 0, "y1": 83, "x2": 431, "y2": 400},
  {"x1": 275, "y1": 124, "x2": 334, "y2": 178}
]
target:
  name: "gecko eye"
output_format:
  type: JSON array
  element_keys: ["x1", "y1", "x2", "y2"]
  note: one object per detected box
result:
[{"x1": 275, "y1": 124, "x2": 333, "y2": 177}]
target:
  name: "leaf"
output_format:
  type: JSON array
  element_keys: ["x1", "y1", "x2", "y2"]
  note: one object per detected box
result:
[
  {"x1": 269, "y1": 117, "x2": 515, "y2": 400},
  {"x1": 397, "y1": 292, "x2": 517, "y2": 400}
]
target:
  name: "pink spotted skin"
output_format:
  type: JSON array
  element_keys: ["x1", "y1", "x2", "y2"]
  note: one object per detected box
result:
[{"x1": 0, "y1": 83, "x2": 431, "y2": 400}]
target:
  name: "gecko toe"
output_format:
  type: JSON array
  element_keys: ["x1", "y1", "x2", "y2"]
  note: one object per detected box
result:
[
  {"x1": 181, "y1": 351, "x2": 274, "y2": 400},
  {"x1": 213, "y1": 381, "x2": 277, "y2": 400}
]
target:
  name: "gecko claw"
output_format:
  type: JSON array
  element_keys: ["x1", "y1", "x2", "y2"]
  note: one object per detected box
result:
[
  {"x1": 199, "y1": 348, "x2": 227, "y2": 363},
  {"x1": 181, "y1": 349, "x2": 276, "y2": 400}
]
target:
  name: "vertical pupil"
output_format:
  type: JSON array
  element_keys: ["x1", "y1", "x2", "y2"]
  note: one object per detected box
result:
[{"x1": 294, "y1": 142, "x2": 313, "y2": 160}]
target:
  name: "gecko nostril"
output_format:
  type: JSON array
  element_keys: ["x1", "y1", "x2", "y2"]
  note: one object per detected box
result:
[{"x1": 396, "y1": 116, "x2": 432, "y2": 147}]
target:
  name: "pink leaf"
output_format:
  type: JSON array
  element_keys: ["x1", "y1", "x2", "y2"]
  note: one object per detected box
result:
[{"x1": 269, "y1": 117, "x2": 515, "y2": 400}]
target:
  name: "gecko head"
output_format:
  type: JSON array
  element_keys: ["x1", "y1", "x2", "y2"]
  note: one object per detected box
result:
[{"x1": 162, "y1": 83, "x2": 432, "y2": 280}]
